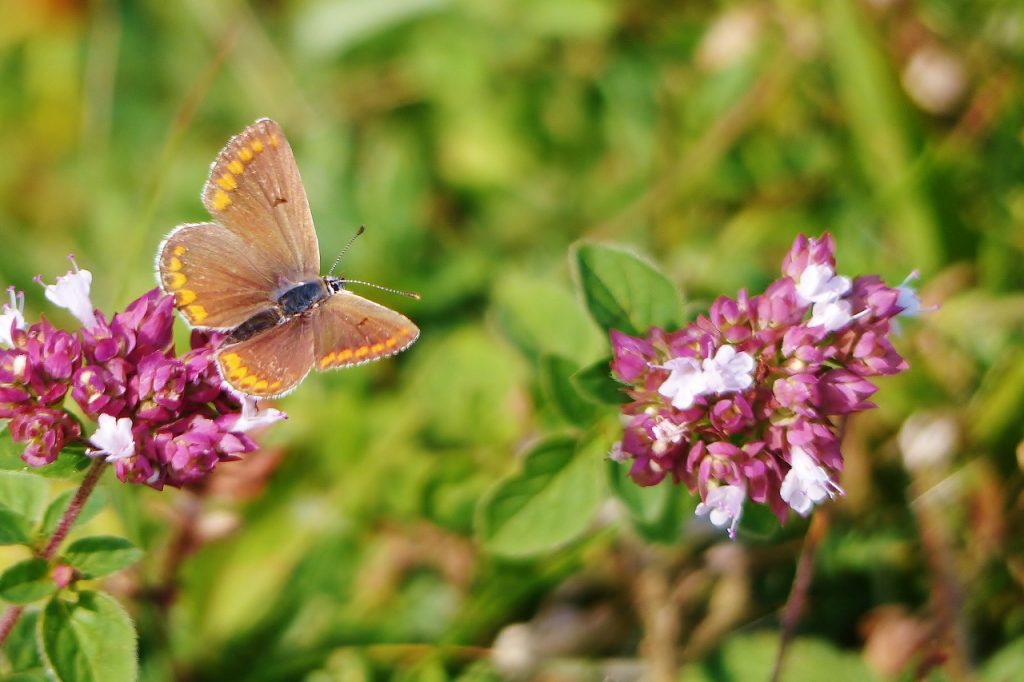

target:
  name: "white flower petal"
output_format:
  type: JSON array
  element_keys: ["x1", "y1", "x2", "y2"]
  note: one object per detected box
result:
[
  {"x1": 90, "y1": 414, "x2": 136, "y2": 462},
  {"x1": 808, "y1": 300, "x2": 853, "y2": 332},
  {"x1": 780, "y1": 446, "x2": 843, "y2": 517},
  {"x1": 40, "y1": 264, "x2": 97, "y2": 329},
  {"x1": 796, "y1": 264, "x2": 851, "y2": 305},
  {"x1": 695, "y1": 484, "x2": 745, "y2": 538},
  {"x1": 658, "y1": 357, "x2": 707, "y2": 409},
  {"x1": 232, "y1": 396, "x2": 287, "y2": 432}
]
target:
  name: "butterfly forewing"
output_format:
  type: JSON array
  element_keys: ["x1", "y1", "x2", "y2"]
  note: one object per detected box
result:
[
  {"x1": 312, "y1": 292, "x2": 419, "y2": 371},
  {"x1": 202, "y1": 118, "x2": 320, "y2": 286},
  {"x1": 216, "y1": 316, "x2": 316, "y2": 398},
  {"x1": 157, "y1": 222, "x2": 277, "y2": 329}
]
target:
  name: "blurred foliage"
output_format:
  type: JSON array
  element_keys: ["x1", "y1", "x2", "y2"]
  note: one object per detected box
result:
[{"x1": 1, "y1": 0, "x2": 1023, "y2": 679}]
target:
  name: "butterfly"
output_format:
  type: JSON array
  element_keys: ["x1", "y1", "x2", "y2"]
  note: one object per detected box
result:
[{"x1": 156, "y1": 118, "x2": 419, "y2": 398}]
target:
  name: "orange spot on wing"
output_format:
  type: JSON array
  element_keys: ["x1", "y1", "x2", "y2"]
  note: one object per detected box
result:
[
  {"x1": 238, "y1": 147, "x2": 253, "y2": 162},
  {"x1": 213, "y1": 190, "x2": 232, "y2": 210},
  {"x1": 175, "y1": 289, "x2": 196, "y2": 305},
  {"x1": 251, "y1": 139, "x2": 264, "y2": 153},
  {"x1": 221, "y1": 352, "x2": 242, "y2": 371},
  {"x1": 167, "y1": 256, "x2": 183, "y2": 272},
  {"x1": 354, "y1": 346, "x2": 369, "y2": 358},
  {"x1": 385, "y1": 337, "x2": 397, "y2": 348},
  {"x1": 337, "y1": 349, "x2": 353, "y2": 362},
  {"x1": 227, "y1": 159, "x2": 244, "y2": 175},
  {"x1": 173, "y1": 245, "x2": 187, "y2": 256},
  {"x1": 371, "y1": 343, "x2": 385, "y2": 354},
  {"x1": 320, "y1": 352, "x2": 336, "y2": 368},
  {"x1": 239, "y1": 375, "x2": 259, "y2": 389},
  {"x1": 269, "y1": 134, "x2": 280, "y2": 148},
  {"x1": 165, "y1": 272, "x2": 187, "y2": 290},
  {"x1": 216, "y1": 173, "x2": 237, "y2": 191},
  {"x1": 185, "y1": 304, "x2": 208, "y2": 323},
  {"x1": 253, "y1": 379, "x2": 269, "y2": 391}
]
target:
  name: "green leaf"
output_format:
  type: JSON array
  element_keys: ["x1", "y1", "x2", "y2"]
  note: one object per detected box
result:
[
  {"x1": 477, "y1": 434, "x2": 605, "y2": 558},
  {"x1": 0, "y1": 504, "x2": 33, "y2": 545},
  {"x1": 0, "y1": 559, "x2": 55, "y2": 604},
  {"x1": 0, "y1": 471, "x2": 48, "y2": 520},
  {"x1": 680, "y1": 632, "x2": 878, "y2": 681},
  {"x1": 539, "y1": 354, "x2": 599, "y2": 426},
  {"x1": 571, "y1": 358, "x2": 629, "y2": 405},
  {"x1": 0, "y1": 448, "x2": 91, "y2": 481},
  {"x1": 606, "y1": 460, "x2": 695, "y2": 543},
  {"x1": 64, "y1": 537, "x2": 143, "y2": 579},
  {"x1": 572, "y1": 243, "x2": 683, "y2": 336},
  {"x1": 3, "y1": 672, "x2": 51, "y2": 682},
  {"x1": 2, "y1": 605, "x2": 42, "y2": 672},
  {"x1": 492, "y1": 271, "x2": 604, "y2": 361},
  {"x1": 40, "y1": 488, "x2": 108, "y2": 538},
  {"x1": 38, "y1": 591, "x2": 138, "y2": 682}
]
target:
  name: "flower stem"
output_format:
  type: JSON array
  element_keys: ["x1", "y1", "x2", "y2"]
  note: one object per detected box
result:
[
  {"x1": 770, "y1": 507, "x2": 831, "y2": 682},
  {"x1": 0, "y1": 458, "x2": 107, "y2": 648},
  {"x1": 41, "y1": 458, "x2": 107, "y2": 560}
]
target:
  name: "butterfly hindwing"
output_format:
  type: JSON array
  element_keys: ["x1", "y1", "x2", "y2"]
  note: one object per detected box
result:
[
  {"x1": 157, "y1": 222, "x2": 276, "y2": 329},
  {"x1": 202, "y1": 118, "x2": 320, "y2": 286},
  {"x1": 216, "y1": 316, "x2": 316, "y2": 398},
  {"x1": 312, "y1": 291, "x2": 419, "y2": 371}
]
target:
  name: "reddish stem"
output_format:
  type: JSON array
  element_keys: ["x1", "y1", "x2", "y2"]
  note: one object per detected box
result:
[
  {"x1": 0, "y1": 458, "x2": 107, "y2": 648},
  {"x1": 41, "y1": 459, "x2": 107, "y2": 560},
  {"x1": 770, "y1": 507, "x2": 831, "y2": 682}
]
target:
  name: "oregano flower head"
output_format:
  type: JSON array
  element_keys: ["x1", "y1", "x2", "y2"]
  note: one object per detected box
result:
[
  {"x1": 0, "y1": 259, "x2": 285, "y2": 488},
  {"x1": 610, "y1": 234, "x2": 925, "y2": 537}
]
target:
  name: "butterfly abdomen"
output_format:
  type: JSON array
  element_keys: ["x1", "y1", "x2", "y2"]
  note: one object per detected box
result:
[{"x1": 227, "y1": 308, "x2": 284, "y2": 343}]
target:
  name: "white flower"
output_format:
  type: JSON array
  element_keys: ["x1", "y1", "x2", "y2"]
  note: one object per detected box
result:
[
  {"x1": 89, "y1": 414, "x2": 136, "y2": 462},
  {"x1": 651, "y1": 417, "x2": 687, "y2": 454},
  {"x1": 608, "y1": 442, "x2": 628, "y2": 463},
  {"x1": 231, "y1": 396, "x2": 287, "y2": 432},
  {"x1": 701, "y1": 345, "x2": 755, "y2": 394},
  {"x1": 796, "y1": 264, "x2": 851, "y2": 305},
  {"x1": 37, "y1": 256, "x2": 97, "y2": 329},
  {"x1": 695, "y1": 484, "x2": 746, "y2": 538},
  {"x1": 657, "y1": 356, "x2": 707, "y2": 409},
  {"x1": 780, "y1": 446, "x2": 844, "y2": 516},
  {"x1": 895, "y1": 270, "x2": 936, "y2": 318},
  {"x1": 808, "y1": 299, "x2": 853, "y2": 332},
  {"x1": 0, "y1": 287, "x2": 25, "y2": 347}
]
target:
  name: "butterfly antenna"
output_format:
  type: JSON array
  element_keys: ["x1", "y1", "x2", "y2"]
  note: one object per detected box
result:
[
  {"x1": 344, "y1": 280, "x2": 421, "y2": 300},
  {"x1": 328, "y1": 225, "x2": 366, "y2": 276}
]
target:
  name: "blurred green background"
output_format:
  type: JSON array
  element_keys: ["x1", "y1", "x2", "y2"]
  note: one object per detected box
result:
[{"x1": 1, "y1": 0, "x2": 1023, "y2": 679}]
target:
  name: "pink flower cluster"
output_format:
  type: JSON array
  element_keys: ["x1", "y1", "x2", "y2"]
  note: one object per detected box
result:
[
  {"x1": 0, "y1": 259, "x2": 284, "y2": 489},
  {"x1": 610, "y1": 234, "x2": 924, "y2": 537}
]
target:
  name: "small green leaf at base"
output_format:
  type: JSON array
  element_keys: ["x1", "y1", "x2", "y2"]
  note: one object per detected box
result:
[
  {"x1": 0, "y1": 448, "x2": 92, "y2": 481},
  {"x1": 64, "y1": 537, "x2": 142, "y2": 580},
  {"x1": 571, "y1": 358, "x2": 629, "y2": 405},
  {"x1": 539, "y1": 354, "x2": 599, "y2": 426},
  {"x1": 477, "y1": 434, "x2": 605, "y2": 558},
  {"x1": 0, "y1": 559, "x2": 56, "y2": 604},
  {"x1": 573, "y1": 243, "x2": 684, "y2": 336},
  {"x1": 38, "y1": 591, "x2": 138, "y2": 682}
]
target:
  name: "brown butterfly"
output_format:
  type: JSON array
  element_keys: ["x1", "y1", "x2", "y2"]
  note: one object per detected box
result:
[{"x1": 156, "y1": 118, "x2": 419, "y2": 398}]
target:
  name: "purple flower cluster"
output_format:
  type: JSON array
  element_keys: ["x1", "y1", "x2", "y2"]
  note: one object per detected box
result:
[
  {"x1": 610, "y1": 234, "x2": 924, "y2": 537},
  {"x1": 0, "y1": 260, "x2": 284, "y2": 489}
]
